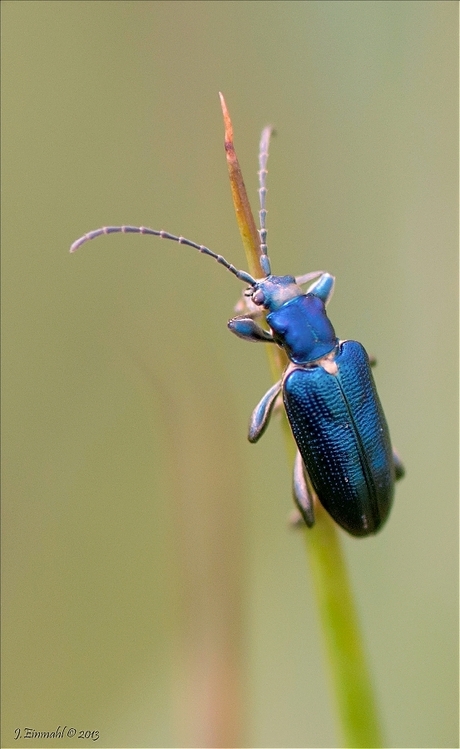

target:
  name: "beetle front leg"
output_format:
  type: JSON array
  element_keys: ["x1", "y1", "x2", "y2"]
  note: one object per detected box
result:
[
  {"x1": 248, "y1": 380, "x2": 282, "y2": 443},
  {"x1": 292, "y1": 449, "x2": 315, "y2": 527},
  {"x1": 228, "y1": 315, "x2": 275, "y2": 343}
]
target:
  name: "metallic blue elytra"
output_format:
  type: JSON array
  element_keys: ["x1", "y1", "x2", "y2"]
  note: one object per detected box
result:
[
  {"x1": 70, "y1": 122, "x2": 404, "y2": 537},
  {"x1": 283, "y1": 340, "x2": 394, "y2": 536}
]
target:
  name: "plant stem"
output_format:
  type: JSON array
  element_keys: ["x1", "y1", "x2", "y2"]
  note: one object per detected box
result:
[
  {"x1": 304, "y1": 505, "x2": 384, "y2": 747},
  {"x1": 219, "y1": 92, "x2": 384, "y2": 748}
]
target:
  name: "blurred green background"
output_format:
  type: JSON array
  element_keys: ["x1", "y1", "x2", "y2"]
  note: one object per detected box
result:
[{"x1": 2, "y1": 2, "x2": 458, "y2": 747}]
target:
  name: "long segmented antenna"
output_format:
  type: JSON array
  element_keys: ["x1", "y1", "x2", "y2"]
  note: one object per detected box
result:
[
  {"x1": 70, "y1": 225, "x2": 257, "y2": 286},
  {"x1": 258, "y1": 126, "x2": 274, "y2": 276}
]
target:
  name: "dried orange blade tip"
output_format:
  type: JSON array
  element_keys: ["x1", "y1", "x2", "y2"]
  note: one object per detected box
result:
[
  {"x1": 219, "y1": 92, "x2": 233, "y2": 143},
  {"x1": 218, "y1": 93, "x2": 261, "y2": 277}
]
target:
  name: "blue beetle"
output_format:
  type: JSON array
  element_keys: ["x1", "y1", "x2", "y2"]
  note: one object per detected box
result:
[
  {"x1": 70, "y1": 127, "x2": 403, "y2": 537},
  {"x1": 228, "y1": 270, "x2": 404, "y2": 536}
]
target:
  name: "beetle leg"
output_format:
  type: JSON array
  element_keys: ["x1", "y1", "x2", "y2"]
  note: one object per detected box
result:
[
  {"x1": 228, "y1": 315, "x2": 275, "y2": 343},
  {"x1": 295, "y1": 270, "x2": 324, "y2": 286},
  {"x1": 393, "y1": 450, "x2": 405, "y2": 481},
  {"x1": 292, "y1": 450, "x2": 315, "y2": 527},
  {"x1": 368, "y1": 355, "x2": 377, "y2": 367},
  {"x1": 248, "y1": 380, "x2": 282, "y2": 442},
  {"x1": 306, "y1": 272, "x2": 335, "y2": 304}
]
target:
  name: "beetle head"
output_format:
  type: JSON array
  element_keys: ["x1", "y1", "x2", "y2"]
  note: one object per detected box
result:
[{"x1": 251, "y1": 275, "x2": 303, "y2": 312}]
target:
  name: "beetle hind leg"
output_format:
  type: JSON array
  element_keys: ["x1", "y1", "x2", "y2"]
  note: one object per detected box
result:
[
  {"x1": 393, "y1": 450, "x2": 405, "y2": 481},
  {"x1": 292, "y1": 450, "x2": 315, "y2": 527}
]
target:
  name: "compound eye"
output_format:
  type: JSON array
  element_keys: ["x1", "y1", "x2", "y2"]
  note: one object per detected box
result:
[{"x1": 252, "y1": 289, "x2": 265, "y2": 306}]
